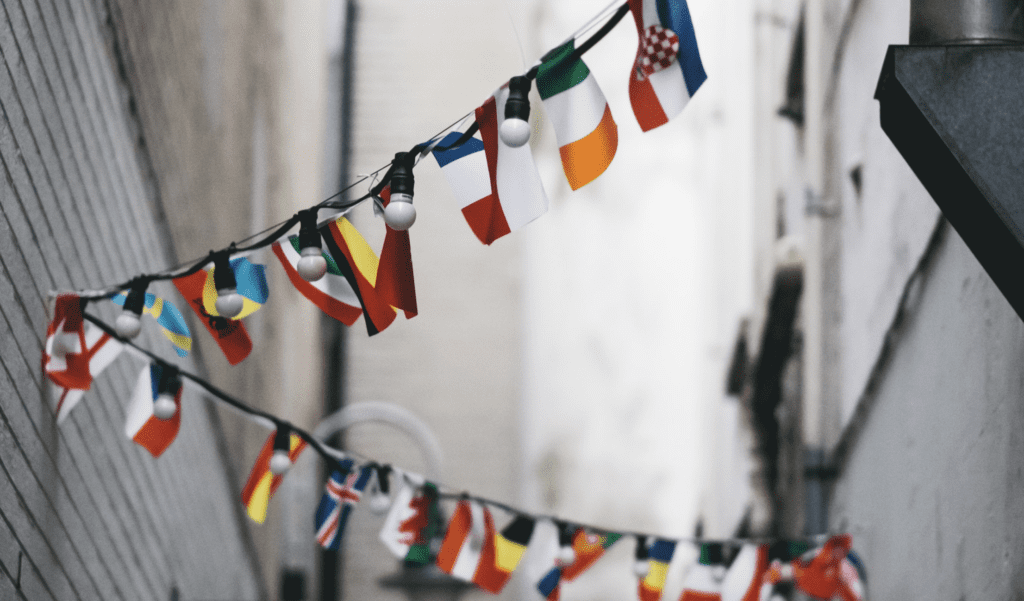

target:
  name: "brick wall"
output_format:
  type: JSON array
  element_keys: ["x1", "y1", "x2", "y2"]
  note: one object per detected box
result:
[{"x1": 0, "y1": 0, "x2": 263, "y2": 599}]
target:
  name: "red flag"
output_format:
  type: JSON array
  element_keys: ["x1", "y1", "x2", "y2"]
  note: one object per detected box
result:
[
  {"x1": 376, "y1": 186, "x2": 418, "y2": 318},
  {"x1": 173, "y1": 270, "x2": 252, "y2": 365},
  {"x1": 42, "y1": 294, "x2": 92, "y2": 390}
]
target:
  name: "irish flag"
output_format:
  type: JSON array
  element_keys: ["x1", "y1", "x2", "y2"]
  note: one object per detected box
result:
[
  {"x1": 537, "y1": 40, "x2": 618, "y2": 190},
  {"x1": 627, "y1": 0, "x2": 706, "y2": 132},
  {"x1": 272, "y1": 235, "x2": 363, "y2": 326}
]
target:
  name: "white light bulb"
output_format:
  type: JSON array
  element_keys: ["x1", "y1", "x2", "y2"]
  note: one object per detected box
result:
[
  {"x1": 153, "y1": 394, "x2": 177, "y2": 420},
  {"x1": 633, "y1": 559, "x2": 650, "y2": 578},
  {"x1": 269, "y1": 450, "x2": 292, "y2": 475},
  {"x1": 557, "y1": 545, "x2": 576, "y2": 566},
  {"x1": 296, "y1": 247, "x2": 328, "y2": 282},
  {"x1": 384, "y1": 193, "x2": 416, "y2": 230},
  {"x1": 368, "y1": 490, "x2": 392, "y2": 515},
  {"x1": 499, "y1": 118, "x2": 531, "y2": 147},
  {"x1": 215, "y1": 288, "x2": 245, "y2": 319},
  {"x1": 115, "y1": 311, "x2": 142, "y2": 339}
]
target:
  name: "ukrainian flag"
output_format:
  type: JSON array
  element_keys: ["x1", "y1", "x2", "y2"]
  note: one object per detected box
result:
[
  {"x1": 201, "y1": 257, "x2": 270, "y2": 319},
  {"x1": 112, "y1": 291, "x2": 192, "y2": 357}
]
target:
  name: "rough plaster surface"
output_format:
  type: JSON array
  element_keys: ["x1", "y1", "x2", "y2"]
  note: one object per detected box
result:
[{"x1": 830, "y1": 228, "x2": 1024, "y2": 600}]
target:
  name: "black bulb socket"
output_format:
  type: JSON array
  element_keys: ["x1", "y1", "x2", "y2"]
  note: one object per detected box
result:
[
  {"x1": 273, "y1": 425, "x2": 291, "y2": 452},
  {"x1": 212, "y1": 251, "x2": 237, "y2": 292},
  {"x1": 297, "y1": 210, "x2": 322, "y2": 250},
  {"x1": 390, "y1": 152, "x2": 415, "y2": 199},
  {"x1": 156, "y1": 364, "x2": 181, "y2": 396},
  {"x1": 505, "y1": 76, "x2": 532, "y2": 122},
  {"x1": 123, "y1": 282, "x2": 147, "y2": 316}
]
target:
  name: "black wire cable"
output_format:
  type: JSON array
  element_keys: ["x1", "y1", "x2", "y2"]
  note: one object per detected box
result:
[
  {"x1": 73, "y1": 2, "x2": 631, "y2": 301},
  {"x1": 79, "y1": 309, "x2": 833, "y2": 547}
]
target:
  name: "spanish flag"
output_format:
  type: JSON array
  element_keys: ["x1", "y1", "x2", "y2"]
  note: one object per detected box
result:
[
  {"x1": 474, "y1": 514, "x2": 535, "y2": 593},
  {"x1": 240, "y1": 432, "x2": 307, "y2": 524}
]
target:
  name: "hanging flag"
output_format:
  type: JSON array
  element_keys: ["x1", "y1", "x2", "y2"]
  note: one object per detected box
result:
[
  {"x1": 537, "y1": 528, "x2": 622, "y2": 600},
  {"x1": 437, "y1": 499, "x2": 491, "y2": 582},
  {"x1": 679, "y1": 543, "x2": 732, "y2": 601},
  {"x1": 272, "y1": 236, "x2": 363, "y2": 326},
  {"x1": 380, "y1": 473, "x2": 441, "y2": 565},
  {"x1": 43, "y1": 294, "x2": 92, "y2": 391},
  {"x1": 430, "y1": 131, "x2": 498, "y2": 245},
  {"x1": 376, "y1": 186, "x2": 418, "y2": 318},
  {"x1": 201, "y1": 257, "x2": 270, "y2": 320},
  {"x1": 314, "y1": 460, "x2": 373, "y2": 550},
  {"x1": 240, "y1": 431, "x2": 307, "y2": 524},
  {"x1": 173, "y1": 270, "x2": 253, "y2": 365},
  {"x1": 431, "y1": 87, "x2": 548, "y2": 245},
  {"x1": 111, "y1": 291, "x2": 192, "y2": 357},
  {"x1": 473, "y1": 514, "x2": 536, "y2": 594},
  {"x1": 639, "y1": 539, "x2": 677, "y2": 601},
  {"x1": 320, "y1": 216, "x2": 398, "y2": 336},
  {"x1": 124, "y1": 363, "x2": 181, "y2": 458},
  {"x1": 562, "y1": 529, "x2": 622, "y2": 580},
  {"x1": 627, "y1": 0, "x2": 707, "y2": 132},
  {"x1": 536, "y1": 39, "x2": 618, "y2": 190},
  {"x1": 48, "y1": 317, "x2": 124, "y2": 424},
  {"x1": 765, "y1": 535, "x2": 862, "y2": 601},
  {"x1": 719, "y1": 544, "x2": 768, "y2": 601}
]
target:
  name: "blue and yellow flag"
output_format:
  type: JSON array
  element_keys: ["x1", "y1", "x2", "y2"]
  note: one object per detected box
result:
[
  {"x1": 201, "y1": 257, "x2": 270, "y2": 319},
  {"x1": 112, "y1": 291, "x2": 192, "y2": 357}
]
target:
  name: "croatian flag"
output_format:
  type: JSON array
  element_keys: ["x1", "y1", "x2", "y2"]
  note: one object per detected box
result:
[
  {"x1": 315, "y1": 462, "x2": 373, "y2": 550},
  {"x1": 124, "y1": 363, "x2": 181, "y2": 458},
  {"x1": 627, "y1": 0, "x2": 707, "y2": 132},
  {"x1": 432, "y1": 86, "x2": 549, "y2": 245}
]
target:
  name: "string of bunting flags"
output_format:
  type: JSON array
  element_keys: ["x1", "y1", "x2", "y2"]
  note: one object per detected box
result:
[
  {"x1": 37, "y1": 0, "x2": 868, "y2": 599},
  {"x1": 49, "y1": 309, "x2": 867, "y2": 601}
]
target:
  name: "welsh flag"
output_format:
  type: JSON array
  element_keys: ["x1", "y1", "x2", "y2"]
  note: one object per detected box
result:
[
  {"x1": 379, "y1": 473, "x2": 441, "y2": 565},
  {"x1": 537, "y1": 40, "x2": 618, "y2": 190}
]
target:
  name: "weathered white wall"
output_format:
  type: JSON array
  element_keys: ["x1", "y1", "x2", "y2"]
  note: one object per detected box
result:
[{"x1": 520, "y1": 0, "x2": 758, "y2": 597}]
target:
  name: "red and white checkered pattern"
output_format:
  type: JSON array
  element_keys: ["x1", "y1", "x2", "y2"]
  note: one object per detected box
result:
[{"x1": 634, "y1": 24, "x2": 680, "y2": 81}]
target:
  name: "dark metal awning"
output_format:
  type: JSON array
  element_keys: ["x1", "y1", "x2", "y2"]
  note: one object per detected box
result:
[{"x1": 875, "y1": 45, "x2": 1024, "y2": 318}]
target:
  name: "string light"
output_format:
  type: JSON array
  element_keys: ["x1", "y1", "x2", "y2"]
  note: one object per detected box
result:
[
  {"x1": 269, "y1": 425, "x2": 293, "y2": 475},
  {"x1": 296, "y1": 209, "x2": 328, "y2": 282},
  {"x1": 499, "y1": 75, "x2": 532, "y2": 147},
  {"x1": 633, "y1": 535, "x2": 651, "y2": 578},
  {"x1": 367, "y1": 464, "x2": 393, "y2": 515},
  {"x1": 212, "y1": 250, "x2": 244, "y2": 319},
  {"x1": 383, "y1": 152, "x2": 416, "y2": 231},
  {"x1": 556, "y1": 521, "x2": 577, "y2": 566},
  {"x1": 154, "y1": 364, "x2": 181, "y2": 421},
  {"x1": 115, "y1": 279, "x2": 148, "y2": 339}
]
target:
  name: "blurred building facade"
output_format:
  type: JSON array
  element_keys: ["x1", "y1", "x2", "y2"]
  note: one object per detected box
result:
[{"x1": 730, "y1": 0, "x2": 1024, "y2": 598}]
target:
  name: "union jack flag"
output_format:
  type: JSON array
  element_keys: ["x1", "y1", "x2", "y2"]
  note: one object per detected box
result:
[{"x1": 315, "y1": 462, "x2": 373, "y2": 549}]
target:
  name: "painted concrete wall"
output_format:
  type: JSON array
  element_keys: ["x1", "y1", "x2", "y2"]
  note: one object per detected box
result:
[{"x1": 0, "y1": 0, "x2": 263, "y2": 598}]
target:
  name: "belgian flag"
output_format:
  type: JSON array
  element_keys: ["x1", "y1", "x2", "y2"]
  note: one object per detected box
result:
[
  {"x1": 474, "y1": 515, "x2": 536, "y2": 593},
  {"x1": 320, "y1": 216, "x2": 398, "y2": 336}
]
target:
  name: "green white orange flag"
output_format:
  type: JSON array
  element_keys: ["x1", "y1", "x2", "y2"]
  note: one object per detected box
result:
[{"x1": 536, "y1": 40, "x2": 618, "y2": 190}]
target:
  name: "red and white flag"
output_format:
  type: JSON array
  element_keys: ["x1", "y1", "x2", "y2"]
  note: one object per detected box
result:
[
  {"x1": 464, "y1": 85, "x2": 548, "y2": 244},
  {"x1": 44, "y1": 295, "x2": 124, "y2": 423},
  {"x1": 437, "y1": 499, "x2": 494, "y2": 584}
]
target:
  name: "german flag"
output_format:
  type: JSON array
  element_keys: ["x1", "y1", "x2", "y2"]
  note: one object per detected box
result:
[
  {"x1": 240, "y1": 432, "x2": 307, "y2": 523},
  {"x1": 474, "y1": 515, "x2": 536, "y2": 593},
  {"x1": 320, "y1": 216, "x2": 398, "y2": 336}
]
